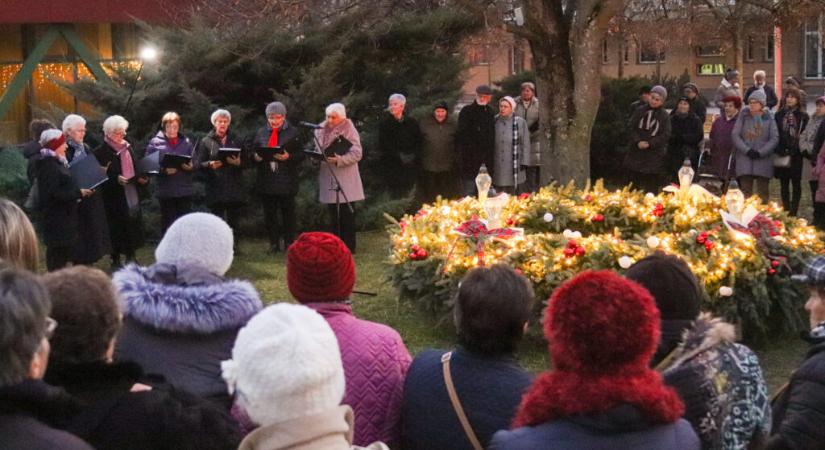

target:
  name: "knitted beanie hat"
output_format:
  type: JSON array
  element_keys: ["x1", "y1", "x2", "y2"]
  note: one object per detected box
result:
[
  {"x1": 221, "y1": 303, "x2": 345, "y2": 426},
  {"x1": 682, "y1": 82, "x2": 699, "y2": 95},
  {"x1": 546, "y1": 270, "x2": 660, "y2": 374},
  {"x1": 155, "y1": 212, "x2": 234, "y2": 276},
  {"x1": 625, "y1": 252, "x2": 701, "y2": 321},
  {"x1": 650, "y1": 85, "x2": 668, "y2": 101},
  {"x1": 287, "y1": 232, "x2": 356, "y2": 303},
  {"x1": 748, "y1": 89, "x2": 767, "y2": 107},
  {"x1": 265, "y1": 102, "x2": 287, "y2": 117},
  {"x1": 39, "y1": 129, "x2": 65, "y2": 150}
]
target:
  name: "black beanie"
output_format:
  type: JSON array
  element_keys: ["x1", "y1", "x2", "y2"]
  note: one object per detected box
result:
[
  {"x1": 625, "y1": 252, "x2": 701, "y2": 321},
  {"x1": 433, "y1": 101, "x2": 449, "y2": 111}
]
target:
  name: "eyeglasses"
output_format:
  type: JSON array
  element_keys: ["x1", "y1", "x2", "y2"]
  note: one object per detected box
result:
[{"x1": 44, "y1": 317, "x2": 57, "y2": 340}]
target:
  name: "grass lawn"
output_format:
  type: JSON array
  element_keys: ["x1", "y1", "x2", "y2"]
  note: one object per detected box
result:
[{"x1": 125, "y1": 227, "x2": 806, "y2": 395}]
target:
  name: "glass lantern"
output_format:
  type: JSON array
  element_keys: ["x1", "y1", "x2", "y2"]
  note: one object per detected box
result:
[
  {"x1": 725, "y1": 179, "x2": 745, "y2": 220},
  {"x1": 475, "y1": 164, "x2": 492, "y2": 205},
  {"x1": 678, "y1": 158, "x2": 695, "y2": 195},
  {"x1": 483, "y1": 193, "x2": 509, "y2": 229}
]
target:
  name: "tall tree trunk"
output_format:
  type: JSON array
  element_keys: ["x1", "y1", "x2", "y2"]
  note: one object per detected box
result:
[
  {"x1": 733, "y1": 24, "x2": 745, "y2": 83},
  {"x1": 617, "y1": 35, "x2": 625, "y2": 79}
]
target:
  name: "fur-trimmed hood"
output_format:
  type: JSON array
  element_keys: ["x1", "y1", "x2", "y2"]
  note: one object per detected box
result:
[
  {"x1": 113, "y1": 263, "x2": 262, "y2": 334},
  {"x1": 665, "y1": 313, "x2": 736, "y2": 370}
]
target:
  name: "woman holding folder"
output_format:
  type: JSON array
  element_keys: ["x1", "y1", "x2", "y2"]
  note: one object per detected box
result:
[
  {"x1": 93, "y1": 115, "x2": 147, "y2": 269},
  {"x1": 197, "y1": 109, "x2": 246, "y2": 243},
  {"x1": 146, "y1": 111, "x2": 198, "y2": 232},
  {"x1": 252, "y1": 102, "x2": 303, "y2": 254},
  {"x1": 62, "y1": 114, "x2": 111, "y2": 266},
  {"x1": 34, "y1": 129, "x2": 94, "y2": 270}
]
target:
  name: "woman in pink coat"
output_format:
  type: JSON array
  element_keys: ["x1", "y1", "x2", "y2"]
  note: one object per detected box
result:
[
  {"x1": 315, "y1": 103, "x2": 365, "y2": 253},
  {"x1": 286, "y1": 232, "x2": 411, "y2": 448}
]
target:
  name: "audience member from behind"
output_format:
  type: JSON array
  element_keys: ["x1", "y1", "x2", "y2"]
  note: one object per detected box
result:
[
  {"x1": 113, "y1": 212, "x2": 262, "y2": 409},
  {"x1": 287, "y1": 232, "x2": 411, "y2": 447},
  {"x1": 42, "y1": 266, "x2": 241, "y2": 450},
  {"x1": 766, "y1": 256, "x2": 825, "y2": 449},
  {"x1": 0, "y1": 198, "x2": 39, "y2": 272},
  {"x1": 490, "y1": 271, "x2": 699, "y2": 450},
  {"x1": 626, "y1": 253, "x2": 770, "y2": 449},
  {"x1": 0, "y1": 266, "x2": 93, "y2": 449},
  {"x1": 401, "y1": 265, "x2": 534, "y2": 450},
  {"x1": 222, "y1": 303, "x2": 389, "y2": 450}
]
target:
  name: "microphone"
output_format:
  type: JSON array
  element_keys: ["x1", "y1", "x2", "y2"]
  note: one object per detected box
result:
[{"x1": 298, "y1": 121, "x2": 322, "y2": 129}]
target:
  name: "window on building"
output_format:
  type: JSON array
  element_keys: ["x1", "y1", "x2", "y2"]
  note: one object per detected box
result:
[
  {"x1": 623, "y1": 40, "x2": 630, "y2": 63},
  {"x1": 602, "y1": 39, "x2": 609, "y2": 64},
  {"x1": 112, "y1": 23, "x2": 139, "y2": 60},
  {"x1": 696, "y1": 44, "x2": 723, "y2": 57},
  {"x1": 805, "y1": 15, "x2": 824, "y2": 79},
  {"x1": 638, "y1": 41, "x2": 665, "y2": 64},
  {"x1": 745, "y1": 36, "x2": 755, "y2": 62},
  {"x1": 697, "y1": 63, "x2": 725, "y2": 76},
  {"x1": 512, "y1": 43, "x2": 525, "y2": 74},
  {"x1": 764, "y1": 33, "x2": 774, "y2": 62},
  {"x1": 468, "y1": 44, "x2": 489, "y2": 65}
]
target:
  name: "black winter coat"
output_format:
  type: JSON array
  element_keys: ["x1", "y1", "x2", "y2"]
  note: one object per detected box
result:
[
  {"x1": 766, "y1": 339, "x2": 825, "y2": 450},
  {"x1": 457, "y1": 101, "x2": 496, "y2": 179},
  {"x1": 624, "y1": 105, "x2": 672, "y2": 174},
  {"x1": 252, "y1": 122, "x2": 303, "y2": 196},
  {"x1": 671, "y1": 97, "x2": 707, "y2": 125},
  {"x1": 378, "y1": 112, "x2": 423, "y2": 195},
  {"x1": 35, "y1": 154, "x2": 81, "y2": 248},
  {"x1": 0, "y1": 380, "x2": 93, "y2": 450},
  {"x1": 774, "y1": 107, "x2": 810, "y2": 178},
  {"x1": 67, "y1": 142, "x2": 111, "y2": 264},
  {"x1": 44, "y1": 360, "x2": 241, "y2": 450},
  {"x1": 93, "y1": 142, "x2": 145, "y2": 255},
  {"x1": 197, "y1": 131, "x2": 247, "y2": 204},
  {"x1": 668, "y1": 112, "x2": 705, "y2": 172}
]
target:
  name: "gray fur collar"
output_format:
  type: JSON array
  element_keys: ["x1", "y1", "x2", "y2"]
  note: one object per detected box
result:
[
  {"x1": 667, "y1": 313, "x2": 736, "y2": 369},
  {"x1": 113, "y1": 263, "x2": 262, "y2": 334}
]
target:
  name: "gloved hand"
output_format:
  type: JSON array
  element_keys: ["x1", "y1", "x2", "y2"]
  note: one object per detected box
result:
[{"x1": 747, "y1": 149, "x2": 760, "y2": 159}]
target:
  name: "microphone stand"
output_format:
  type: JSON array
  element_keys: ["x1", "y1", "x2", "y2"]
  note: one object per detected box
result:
[{"x1": 309, "y1": 129, "x2": 354, "y2": 241}]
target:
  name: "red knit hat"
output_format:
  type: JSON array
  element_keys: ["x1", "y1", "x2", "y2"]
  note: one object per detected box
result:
[
  {"x1": 45, "y1": 134, "x2": 66, "y2": 151},
  {"x1": 513, "y1": 271, "x2": 684, "y2": 427},
  {"x1": 287, "y1": 232, "x2": 356, "y2": 303}
]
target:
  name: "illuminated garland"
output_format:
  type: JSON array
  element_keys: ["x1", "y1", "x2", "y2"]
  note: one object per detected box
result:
[{"x1": 388, "y1": 180, "x2": 824, "y2": 335}]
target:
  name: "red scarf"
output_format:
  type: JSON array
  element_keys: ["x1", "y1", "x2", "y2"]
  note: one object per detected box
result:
[
  {"x1": 267, "y1": 128, "x2": 279, "y2": 148},
  {"x1": 169, "y1": 136, "x2": 179, "y2": 148}
]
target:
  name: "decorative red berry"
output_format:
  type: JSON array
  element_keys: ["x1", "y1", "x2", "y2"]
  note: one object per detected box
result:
[
  {"x1": 417, "y1": 249, "x2": 427, "y2": 259},
  {"x1": 704, "y1": 241, "x2": 714, "y2": 251},
  {"x1": 564, "y1": 248, "x2": 576, "y2": 257},
  {"x1": 518, "y1": 193, "x2": 530, "y2": 200},
  {"x1": 592, "y1": 214, "x2": 605, "y2": 222},
  {"x1": 567, "y1": 239, "x2": 578, "y2": 248},
  {"x1": 768, "y1": 268, "x2": 777, "y2": 275},
  {"x1": 575, "y1": 247, "x2": 586, "y2": 257},
  {"x1": 506, "y1": 218, "x2": 515, "y2": 226},
  {"x1": 771, "y1": 260, "x2": 780, "y2": 268},
  {"x1": 697, "y1": 236, "x2": 707, "y2": 244}
]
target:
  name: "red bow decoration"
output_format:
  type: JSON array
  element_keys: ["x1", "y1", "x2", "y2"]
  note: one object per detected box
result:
[{"x1": 453, "y1": 219, "x2": 520, "y2": 266}]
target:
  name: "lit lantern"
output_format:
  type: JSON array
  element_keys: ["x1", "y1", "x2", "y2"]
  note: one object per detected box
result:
[
  {"x1": 678, "y1": 158, "x2": 695, "y2": 196},
  {"x1": 475, "y1": 164, "x2": 492, "y2": 205},
  {"x1": 725, "y1": 180, "x2": 745, "y2": 221}
]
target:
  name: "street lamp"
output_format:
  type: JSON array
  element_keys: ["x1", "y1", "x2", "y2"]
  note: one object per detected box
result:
[{"x1": 122, "y1": 46, "x2": 158, "y2": 114}]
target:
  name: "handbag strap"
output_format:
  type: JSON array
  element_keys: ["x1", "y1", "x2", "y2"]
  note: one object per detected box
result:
[{"x1": 441, "y1": 351, "x2": 484, "y2": 450}]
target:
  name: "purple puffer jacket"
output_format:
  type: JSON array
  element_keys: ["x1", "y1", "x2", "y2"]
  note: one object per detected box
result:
[
  {"x1": 146, "y1": 131, "x2": 197, "y2": 198},
  {"x1": 306, "y1": 302, "x2": 411, "y2": 447}
]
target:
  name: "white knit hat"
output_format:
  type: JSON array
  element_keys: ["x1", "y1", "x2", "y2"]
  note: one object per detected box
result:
[
  {"x1": 221, "y1": 304, "x2": 345, "y2": 426},
  {"x1": 154, "y1": 212, "x2": 234, "y2": 276},
  {"x1": 500, "y1": 95, "x2": 517, "y2": 111}
]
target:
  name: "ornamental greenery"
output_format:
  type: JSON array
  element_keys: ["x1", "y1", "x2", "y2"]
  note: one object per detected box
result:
[{"x1": 387, "y1": 180, "x2": 823, "y2": 339}]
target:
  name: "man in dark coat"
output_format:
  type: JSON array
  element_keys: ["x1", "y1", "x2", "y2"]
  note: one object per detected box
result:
[
  {"x1": 198, "y1": 109, "x2": 247, "y2": 244},
  {"x1": 378, "y1": 93, "x2": 423, "y2": 198},
  {"x1": 630, "y1": 85, "x2": 651, "y2": 114},
  {"x1": 624, "y1": 85, "x2": 672, "y2": 194},
  {"x1": 744, "y1": 70, "x2": 779, "y2": 110},
  {"x1": 417, "y1": 101, "x2": 458, "y2": 202},
  {"x1": 767, "y1": 256, "x2": 825, "y2": 449},
  {"x1": 252, "y1": 102, "x2": 304, "y2": 254},
  {"x1": 457, "y1": 85, "x2": 496, "y2": 196},
  {"x1": 402, "y1": 265, "x2": 533, "y2": 450},
  {"x1": 0, "y1": 266, "x2": 94, "y2": 450},
  {"x1": 668, "y1": 97, "x2": 705, "y2": 178}
]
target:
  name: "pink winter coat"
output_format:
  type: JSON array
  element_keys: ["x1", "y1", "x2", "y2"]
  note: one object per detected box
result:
[
  {"x1": 306, "y1": 303, "x2": 411, "y2": 447},
  {"x1": 814, "y1": 141, "x2": 825, "y2": 203}
]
